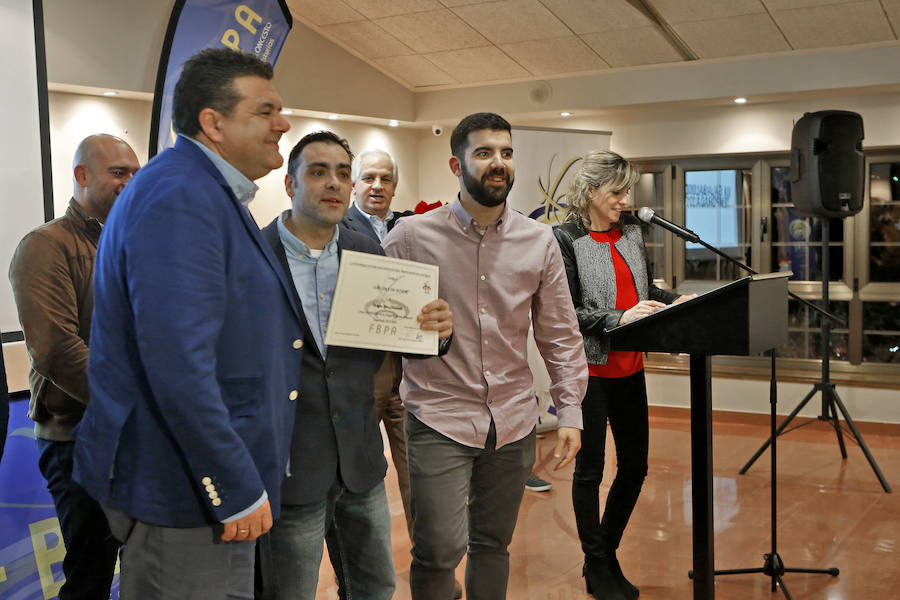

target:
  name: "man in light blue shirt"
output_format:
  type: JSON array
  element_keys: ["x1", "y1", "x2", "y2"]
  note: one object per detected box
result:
[{"x1": 257, "y1": 131, "x2": 452, "y2": 600}]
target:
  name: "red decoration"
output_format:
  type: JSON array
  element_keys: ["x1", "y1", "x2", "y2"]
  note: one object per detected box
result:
[{"x1": 414, "y1": 200, "x2": 443, "y2": 214}]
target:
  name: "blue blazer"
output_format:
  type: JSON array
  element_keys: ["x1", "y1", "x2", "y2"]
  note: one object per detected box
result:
[
  {"x1": 73, "y1": 137, "x2": 305, "y2": 527},
  {"x1": 261, "y1": 218, "x2": 387, "y2": 505}
]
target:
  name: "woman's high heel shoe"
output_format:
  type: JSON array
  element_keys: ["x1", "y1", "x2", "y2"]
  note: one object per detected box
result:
[
  {"x1": 609, "y1": 554, "x2": 639, "y2": 599},
  {"x1": 583, "y1": 558, "x2": 628, "y2": 600}
]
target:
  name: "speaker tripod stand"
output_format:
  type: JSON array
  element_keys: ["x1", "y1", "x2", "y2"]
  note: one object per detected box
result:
[{"x1": 739, "y1": 222, "x2": 892, "y2": 493}]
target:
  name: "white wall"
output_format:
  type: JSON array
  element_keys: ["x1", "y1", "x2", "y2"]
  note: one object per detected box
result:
[
  {"x1": 47, "y1": 92, "x2": 422, "y2": 224},
  {"x1": 43, "y1": 0, "x2": 415, "y2": 122},
  {"x1": 646, "y1": 372, "x2": 900, "y2": 425},
  {"x1": 48, "y1": 92, "x2": 152, "y2": 218},
  {"x1": 415, "y1": 44, "x2": 900, "y2": 123},
  {"x1": 272, "y1": 21, "x2": 414, "y2": 121},
  {"x1": 1, "y1": 341, "x2": 28, "y2": 394},
  {"x1": 0, "y1": 0, "x2": 46, "y2": 335},
  {"x1": 413, "y1": 88, "x2": 900, "y2": 209},
  {"x1": 414, "y1": 130, "x2": 460, "y2": 208},
  {"x1": 525, "y1": 90, "x2": 900, "y2": 159}
]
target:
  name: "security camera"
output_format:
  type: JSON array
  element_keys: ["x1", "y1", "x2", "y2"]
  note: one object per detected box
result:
[{"x1": 432, "y1": 125, "x2": 443, "y2": 136}]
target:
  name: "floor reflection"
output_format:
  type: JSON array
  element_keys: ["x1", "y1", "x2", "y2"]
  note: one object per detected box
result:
[{"x1": 314, "y1": 408, "x2": 900, "y2": 599}]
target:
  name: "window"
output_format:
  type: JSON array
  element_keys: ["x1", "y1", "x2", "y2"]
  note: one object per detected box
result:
[
  {"x1": 862, "y1": 301, "x2": 900, "y2": 364},
  {"x1": 868, "y1": 162, "x2": 900, "y2": 283},
  {"x1": 770, "y1": 166, "x2": 843, "y2": 282},
  {"x1": 784, "y1": 299, "x2": 849, "y2": 361},
  {"x1": 632, "y1": 152, "x2": 899, "y2": 375},
  {"x1": 684, "y1": 169, "x2": 752, "y2": 282},
  {"x1": 632, "y1": 171, "x2": 666, "y2": 284}
]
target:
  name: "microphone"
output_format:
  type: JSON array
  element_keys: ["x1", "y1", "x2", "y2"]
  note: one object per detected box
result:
[{"x1": 637, "y1": 207, "x2": 700, "y2": 244}]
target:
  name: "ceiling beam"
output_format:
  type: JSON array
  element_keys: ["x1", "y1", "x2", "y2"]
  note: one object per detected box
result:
[{"x1": 625, "y1": 0, "x2": 699, "y2": 61}]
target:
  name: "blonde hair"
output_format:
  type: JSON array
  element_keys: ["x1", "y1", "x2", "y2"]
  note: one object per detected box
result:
[{"x1": 563, "y1": 150, "x2": 640, "y2": 229}]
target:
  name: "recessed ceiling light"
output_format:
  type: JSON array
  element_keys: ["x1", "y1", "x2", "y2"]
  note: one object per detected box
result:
[
  {"x1": 560, "y1": 112, "x2": 571, "y2": 117},
  {"x1": 733, "y1": 97, "x2": 747, "y2": 104},
  {"x1": 103, "y1": 91, "x2": 118, "y2": 96},
  {"x1": 328, "y1": 114, "x2": 339, "y2": 120},
  {"x1": 389, "y1": 120, "x2": 399, "y2": 127},
  {"x1": 281, "y1": 109, "x2": 293, "y2": 115}
]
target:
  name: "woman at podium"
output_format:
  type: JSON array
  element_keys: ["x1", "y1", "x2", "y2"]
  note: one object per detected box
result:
[{"x1": 554, "y1": 151, "x2": 692, "y2": 600}]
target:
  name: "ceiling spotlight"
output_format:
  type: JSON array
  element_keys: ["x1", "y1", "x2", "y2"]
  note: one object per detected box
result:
[
  {"x1": 560, "y1": 111, "x2": 571, "y2": 117},
  {"x1": 733, "y1": 97, "x2": 747, "y2": 104},
  {"x1": 328, "y1": 114, "x2": 339, "y2": 120},
  {"x1": 281, "y1": 109, "x2": 293, "y2": 115},
  {"x1": 103, "y1": 91, "x2": 118, "y2": 96},
  {"x1": 389, "y1": 120, "x2": 399, "y2": 127}
]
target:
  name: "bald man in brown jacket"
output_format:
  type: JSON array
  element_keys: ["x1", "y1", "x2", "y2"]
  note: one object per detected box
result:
[{"x1": 9, "y1": 133, "x2": 139, "y2": 599}]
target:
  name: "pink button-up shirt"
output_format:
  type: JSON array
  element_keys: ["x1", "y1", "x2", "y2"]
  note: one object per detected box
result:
[{"x1": 383, "y1": 199, "x2": 587, "y2": 449}]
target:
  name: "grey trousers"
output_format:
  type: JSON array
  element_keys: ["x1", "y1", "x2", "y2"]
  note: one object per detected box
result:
[
  {"x1": 406, "y1": 414, "x2": 535, "y2": 600},
  {"x1": 104, "y1": 507, "x2": 254, "y2": 600}
]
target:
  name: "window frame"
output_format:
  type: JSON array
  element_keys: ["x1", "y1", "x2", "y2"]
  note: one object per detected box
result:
[{"x1": 628, "y1": 150, "x2": 900, "y2": 386}]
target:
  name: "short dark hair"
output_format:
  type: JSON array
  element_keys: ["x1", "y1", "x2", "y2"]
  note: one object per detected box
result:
[
  {"x1": 173, "y1": 48, "x2": 274, "y2": 137},
  {"x1": 287, "y1": 131, "x2": 354, "y2": 178},
  {"x1": 450, "y1": 112, "x2": 512, "y2": 159}
]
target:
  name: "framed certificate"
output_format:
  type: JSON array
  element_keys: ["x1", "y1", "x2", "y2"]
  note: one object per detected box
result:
[{"x1": 324, "y1": 250, "x2": 439, "y2": 354}]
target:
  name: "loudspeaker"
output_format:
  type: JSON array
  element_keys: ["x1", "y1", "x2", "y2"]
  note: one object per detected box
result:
[{"x1": 789, "y1": 110, "x2": 864, "y2": 218}]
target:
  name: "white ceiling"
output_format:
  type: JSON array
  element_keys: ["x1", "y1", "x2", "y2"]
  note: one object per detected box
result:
[{"x1": 285, "y1": 0, "x2": 900, "y2": 90}]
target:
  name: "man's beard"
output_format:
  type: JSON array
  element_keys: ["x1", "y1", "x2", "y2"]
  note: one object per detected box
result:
[{"x1": 461, "y1": 164, "x2": 514, "y2": 207}]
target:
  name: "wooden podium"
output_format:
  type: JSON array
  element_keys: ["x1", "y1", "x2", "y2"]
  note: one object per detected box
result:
[{"x1": 607, "y1": 273, "x2": 789, "y2": 600}]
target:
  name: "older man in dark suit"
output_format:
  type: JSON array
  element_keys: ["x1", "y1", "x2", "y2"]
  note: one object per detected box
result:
[{"x1": 340, "y1": 148, "x2": 418, "y2": 539}]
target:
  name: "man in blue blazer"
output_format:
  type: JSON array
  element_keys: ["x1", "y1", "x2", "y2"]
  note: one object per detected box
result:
[
  {"x1": 256, "y1": 131, "x2": 451, "y2": 600},
  {"x1": 72, "y1": 49, "x2": 304, "y2": 599}
]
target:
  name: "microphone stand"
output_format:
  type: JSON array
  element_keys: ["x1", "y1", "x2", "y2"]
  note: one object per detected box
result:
[
  {"x1": 637, "y1": 209, "x2": 843, "y2": 324},
  {"x1": 688, "y1": 236, "x2": 843, "y2": 326},
  {"x1": 677, "y1": 233, "x2": 840, "y2": 599}
]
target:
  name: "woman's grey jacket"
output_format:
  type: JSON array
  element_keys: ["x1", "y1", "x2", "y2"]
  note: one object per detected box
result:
[{"x1": 554, "y1": 215, "x2": 678, "y2": 366}]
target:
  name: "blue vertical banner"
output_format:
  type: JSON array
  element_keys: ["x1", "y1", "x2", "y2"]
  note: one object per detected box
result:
[
  {"x1": 149, "y1": 0, "x2": 293, "y2": 158},
  {"x1": 0, "y1": 399, "x2": 85, "y2": 600}
]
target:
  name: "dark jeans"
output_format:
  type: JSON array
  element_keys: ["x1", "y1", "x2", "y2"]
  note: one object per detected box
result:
[
  {"x1": 572, "y1": 371, "x2": 649, "y2": 559},
  {"x1": 37, "y1": 438, "x2": 119, "y2": 600},
  {"x1": 257, "y1": 481, "x2": 395, "y2": 600},
  {"x1": 406, "y1": 414, "x2": 534, "y2": 600}
]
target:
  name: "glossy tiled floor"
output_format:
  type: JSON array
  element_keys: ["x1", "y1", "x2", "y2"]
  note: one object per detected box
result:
[{"x1": 314, "y1": 408, "x2": 900, "y2": 599}]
